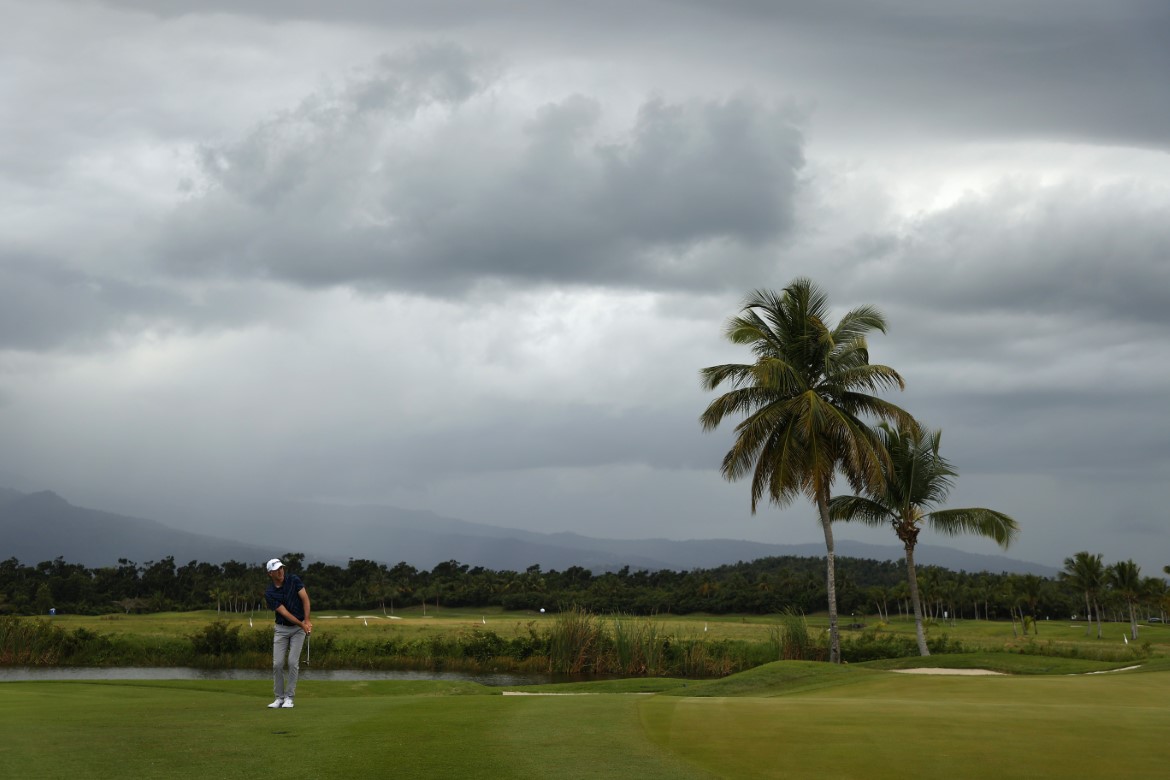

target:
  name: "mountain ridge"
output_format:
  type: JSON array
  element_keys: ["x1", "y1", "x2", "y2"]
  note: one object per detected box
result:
[{"x1": 0, "y1": 486, "x2": 1058, "y2": 576}]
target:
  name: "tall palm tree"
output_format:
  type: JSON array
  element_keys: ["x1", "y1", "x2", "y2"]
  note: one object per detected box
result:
[
  {"x1": 1107, "y1": 560, "x2": 1143, "y2": 640},
  {"x1": 1061, "y1": 551, "x2": 1105, "y2": 638},
  {"x1": 828, "y1": 422, "x2": 1018, "y2": 656},
  {"x1": 700, "y1": 279, "x2": 915, "y2": 663}
]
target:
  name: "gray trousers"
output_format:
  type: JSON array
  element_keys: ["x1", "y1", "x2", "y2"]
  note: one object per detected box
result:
[{"x1": 273, "y1": 624, "x2": 307, "y2": 699}]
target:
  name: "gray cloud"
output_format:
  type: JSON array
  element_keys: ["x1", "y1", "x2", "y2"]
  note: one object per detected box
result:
[
  {"x1": 853, "y1": 182, "x2": 1170, "y2": 328},
  {"x1": 0, "y1": 255, "x2": 185, "y2": 351},
  {"x1": 157, "y1": 50, "x2": 804, "y2": 293}
]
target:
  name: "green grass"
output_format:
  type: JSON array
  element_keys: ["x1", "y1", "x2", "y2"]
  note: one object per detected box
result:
[
  {"x1": 0, "y1": 679, "x2": 709, "y2": 779},
  {"x1": 640, "y1": 669, "x2": 1170, "y2": 779},
  {"x1": 4, "y1": 663, "x2": 1170, "y2": 778}
]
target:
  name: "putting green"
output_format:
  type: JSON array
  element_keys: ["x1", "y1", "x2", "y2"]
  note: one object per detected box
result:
[{"x1": 639, "y1": 670, "x2": 1170, "y2": 779}]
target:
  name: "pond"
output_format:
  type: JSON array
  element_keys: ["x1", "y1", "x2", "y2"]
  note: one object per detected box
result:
[{"x1": 0, "y1": 667, "x2": 553, "y2": 686}]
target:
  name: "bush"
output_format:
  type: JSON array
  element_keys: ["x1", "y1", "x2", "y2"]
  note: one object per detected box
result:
[
  {"x1": 461, "y1": 629, "x2": 506, "y2": 663},
  {"x1": 189, "y1": 620, "x2": 242, "y2": 656}
]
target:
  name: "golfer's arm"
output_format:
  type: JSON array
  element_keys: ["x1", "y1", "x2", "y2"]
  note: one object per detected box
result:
[
  {"x1": 298, "y1": 588, "x2": 311, "y2": 623},
  {"x1": 275, "y1": 604, "x2": 310, "y2": 631}
]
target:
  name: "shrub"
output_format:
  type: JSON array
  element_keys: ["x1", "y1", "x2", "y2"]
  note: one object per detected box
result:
[
  {"x1": 189, "y1": 620, "x2": 242, "y2": 656},
  {"x1": 462, "y1": 629, "x2": 506, "y2": 663}
]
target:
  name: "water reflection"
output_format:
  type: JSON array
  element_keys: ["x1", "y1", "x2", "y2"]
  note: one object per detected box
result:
[{"x1": 0, "y1": 667, "x2": 552, "y2": 686}]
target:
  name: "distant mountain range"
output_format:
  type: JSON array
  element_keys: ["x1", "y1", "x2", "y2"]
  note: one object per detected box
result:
[
  {"x1": 0, "y1": 488, "x2": 273, "y2": 567},
  {"x1": 0, "y1": 486, "x2": 1059, "y2": 576}
]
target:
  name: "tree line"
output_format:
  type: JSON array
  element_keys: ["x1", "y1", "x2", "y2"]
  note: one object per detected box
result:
[{"x1": 2, "y1": 552, "x2": 1165, "y2": 630}]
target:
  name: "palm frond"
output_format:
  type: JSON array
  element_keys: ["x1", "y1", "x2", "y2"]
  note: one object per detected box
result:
[
  {"x1": 924, "y1": 508, "x2": 1019, "y2": 549},
  {"x1": 827, "y1": 495, "x2": 894, "y2": 527},
  {"x1": 831, "y1": 305, "x2": 888, "y2": 343},
  {"x1": 829, "y1": 364, "x2": 907, "y2": 395},
  {"x1": 837, "y1": 393, "x2": 918, "y2": 433},
  {"x1": 699, "y1": 363, "x2": 757, "y2": 391}
]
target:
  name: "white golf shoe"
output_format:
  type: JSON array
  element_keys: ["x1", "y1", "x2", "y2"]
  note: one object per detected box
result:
[
  {"x1": 281, "y1": 698, "x2": 294, "y2": 708},
  {"x1": 267, "y1": 698, "x2": 284, "y2": 708}
]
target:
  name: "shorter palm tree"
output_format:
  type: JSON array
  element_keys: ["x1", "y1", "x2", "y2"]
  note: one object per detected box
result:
[
  {"x1": 1107, "y1": 560, "x2": 1143, "y2": 640},
  {"x1": 1061, "y1": 552, "x2": 1105, "y2": 638},
  {"x1": 828, "y1": 422, "x2": 1018, "y2": 656}
]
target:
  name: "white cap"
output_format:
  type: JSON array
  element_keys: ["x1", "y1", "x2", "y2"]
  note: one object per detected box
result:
[{"x1": 266, "y1": 558, "x2": 284, "y2": 572}]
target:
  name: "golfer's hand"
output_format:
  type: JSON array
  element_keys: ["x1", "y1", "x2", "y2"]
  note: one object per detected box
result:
[{"x1": 303, "y1": 619, "x2": 312, "y2": 634}]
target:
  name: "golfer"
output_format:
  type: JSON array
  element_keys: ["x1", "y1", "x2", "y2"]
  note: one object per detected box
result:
[{"x1": 264, "y1": 558, "x2": 312, "y2": 709}]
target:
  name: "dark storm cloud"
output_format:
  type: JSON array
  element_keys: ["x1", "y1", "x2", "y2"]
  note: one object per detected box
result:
[
  {"x1": 87, "y1": 0, "x2": 1170, "y2": 149},
  {"x1": 158, "y1": 50, "x2": 804, "y2": 294},
  {"x1": 689, "y1": 1, "x2": 1170, "y2": 148}
]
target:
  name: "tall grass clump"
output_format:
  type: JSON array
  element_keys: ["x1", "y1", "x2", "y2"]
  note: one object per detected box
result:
[
  {"x1": 547, "y1": 606, "x2": 606, "y2": 674},
  {"x1": 771, "y1": 610, "x2": 827, "y2": 661},
  {"x1": 612, "y1": 614, "x2": 667, "y2": 675},
  {"x1": 1, "y1": 617, "x2": 71, "y2": 665}
]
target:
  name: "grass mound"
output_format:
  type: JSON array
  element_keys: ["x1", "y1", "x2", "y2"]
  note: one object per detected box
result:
[
  {"x1": 657, "y1": 659, "x2": 878, "y2": 697},
  {"x1": 501, "y1": 677, "x2": 690, "y2": 694}
]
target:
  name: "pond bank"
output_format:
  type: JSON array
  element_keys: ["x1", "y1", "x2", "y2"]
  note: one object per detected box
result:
[{"x1": 0, "y1": 666, "x2": 552, "y2": 686}]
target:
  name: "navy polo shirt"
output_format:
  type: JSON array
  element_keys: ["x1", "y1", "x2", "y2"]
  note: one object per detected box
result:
[{"x1": 265, "y1": 573, "x2": 306, "y2": 626}]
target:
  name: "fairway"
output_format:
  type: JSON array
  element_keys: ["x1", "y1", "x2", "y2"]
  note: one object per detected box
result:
[
  {"x1": 3, "y1": 664, "x2": 1169, "y2": 779},
  {"x1": 0, "y1": 679, "x2": 709, "y2": 779}
]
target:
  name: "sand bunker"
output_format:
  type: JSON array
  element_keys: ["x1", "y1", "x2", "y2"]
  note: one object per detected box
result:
[{"x1": 890, "y1": 668, "x2": 1005, "y2": 676}]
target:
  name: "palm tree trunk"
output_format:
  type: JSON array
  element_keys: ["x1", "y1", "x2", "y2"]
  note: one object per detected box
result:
[
  {"x1": 903, "y1": 544, "x2": 930, "y2": 656},
  {"x1": 1128, "y1": 602, "x2": 1139, "y2": 640},
  {"x1": 817, "y1": 495, "x2": 841, "y2": 664},
  {"x1": 1083, "y1": 592, "x2": 1092, "y2": 637},
  {"x1": 1094, "y1": 598, "x2": 1103, "y2": 639}
]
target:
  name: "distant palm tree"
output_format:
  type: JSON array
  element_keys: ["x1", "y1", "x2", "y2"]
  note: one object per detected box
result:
[
  {"x1": 1016, "y1": 574, "x2": 1045, "y2": 635},
  {"x1": 1061, "y1": 552, "x2": 1105, "y2": 638},
  {"x1": 1141, "y1": 577, "x2": 1167, "y2": 624},
  {"x1": 828, "y1": 422, "x2": 1018, "y2": 656},
  {"x1": 700, "y1": 279, "x2": 915, "y2": 662},
  {"x1": 1107, "y1": 560, "x2": 1143, "y2": 640}
]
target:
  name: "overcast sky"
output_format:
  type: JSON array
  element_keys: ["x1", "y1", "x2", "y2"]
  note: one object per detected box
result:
[{"x1": 2, "y1": 0, "x2": 1168, "y2": 574}]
